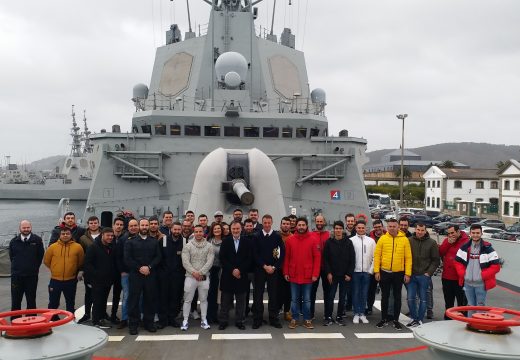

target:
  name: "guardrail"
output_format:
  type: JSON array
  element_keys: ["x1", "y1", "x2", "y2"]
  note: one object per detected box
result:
[{"x1": 0, "y1": 231, "x2": 52, "y2": 249}]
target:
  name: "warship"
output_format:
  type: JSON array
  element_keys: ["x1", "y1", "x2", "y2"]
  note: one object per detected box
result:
[
  {"x1": 0, "y1": 106, "x2": 94, "y2": 200},
  {"x1": 83, "y1": 0, "x2": 369, "y2": 227}
]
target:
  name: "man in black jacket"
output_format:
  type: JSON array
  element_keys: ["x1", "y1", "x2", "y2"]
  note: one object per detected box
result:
[
  {"x1": 84, "y1": 228, "x2": 117, "y2": 329},
  {"x1": 9, "y1": 220, "x2": 44, "y2": 316},
  {"x1": 49, "y1": 212, "x2": 85, "y2": 245},
  {"x1": 218, "y1": 221, "x2": 252, "y2": 330},
  {"x1": 157, "y1": 221, "x2": 185, "y2": 328},
  {"x1": 124, "y1": 218, "x2": 162, "y2": 335},
  {"x1": 252, "y1": 214, "x2": 284, "y2": 329},
  {"x1": 110, "y1": 217, "x2": 126, "y2": 324}
]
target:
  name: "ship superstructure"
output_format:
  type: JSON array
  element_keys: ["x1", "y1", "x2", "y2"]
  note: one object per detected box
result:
[{"x1": 84, "y1": 0, "x2": 369, "y2": 225}]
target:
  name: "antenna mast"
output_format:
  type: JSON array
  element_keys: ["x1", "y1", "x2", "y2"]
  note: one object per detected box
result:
[
  {"x1": 70, "y1": 105, "x2": 82, "y2": 158},
  {"x1": 82, "y1": 110, "x2": 93, "y2": 154},
  {"x1": 186, "y1": 0, "x2": 192, "y2": 32}
]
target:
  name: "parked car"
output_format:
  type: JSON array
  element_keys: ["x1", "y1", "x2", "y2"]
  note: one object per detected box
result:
[
  {"x1": 433, "y1": 214, "x2": 452, "y2": 223},
  {"x1": 425, "y1": 210, "x2": 441, "y2": 218},
  {"x1": 505, "y1": 223, "x2": 520, "y2": 233},
  {"x1": 450, "y1": 216, "x2": 483, "y2": 226},
  {"x1": 463, "y1": 226, "x2": 505, "y2": 240},
  {"x1": 491, "y1": 231, "x2": 519, "y2": 241},
  {"x1": 433, "y1": 221, "x2": 468, "y2": 235},
  {"x1": 473, "y1": 219, "x2": 506, "y2": 230},
  {"x1": 408, "y1": 214, "x2": 439, "y2": 228}
]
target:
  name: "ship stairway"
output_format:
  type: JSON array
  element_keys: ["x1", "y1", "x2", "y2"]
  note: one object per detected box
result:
[
  {"x1": 107, "y1": 151, "x2": 169, "y2": 185},
  {"x1": 269, "y1": 154, "x2": 351, "y2": 186}
]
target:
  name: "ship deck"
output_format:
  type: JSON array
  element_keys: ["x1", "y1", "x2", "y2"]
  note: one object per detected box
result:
[{"x1": 1, "y1": 267, "x2": 519, "y2": 360}]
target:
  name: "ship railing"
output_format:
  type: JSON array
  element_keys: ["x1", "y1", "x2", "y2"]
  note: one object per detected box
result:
[
  {"x1": 0, "y1": 231, "x2": 53, "y2": 249},
  {"x1": 134, "y1": 92, "x2": 326, "y2": 116}
]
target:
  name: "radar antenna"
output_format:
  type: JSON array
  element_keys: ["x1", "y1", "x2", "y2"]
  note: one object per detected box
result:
[
  {"x1": 82, "y1": 110, "x2": 93, "y2": 154},
  {"x1": 70, "y1": 105, "x2": 82, "y2": 158}
]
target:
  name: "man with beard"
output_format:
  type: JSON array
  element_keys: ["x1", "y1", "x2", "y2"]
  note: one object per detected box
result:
[
  {"x1": 110, "y1": 217, "x2": 126, "y2": 324},
  {"x1": 366, "y1": 219, "x2": 386, "y2": 315},
  {"x1": 116, "y1": 218, "x2": 139, "y2": 329},
  {"x1": 9, "y1": 220, "x2": 44, "y2": 315},
  {"x1": 242, "y1": 218, "x2": 256, "y2": 317},
  {"x1": 399, "y1": 217, "x2": 412, "y2": 238},
  {"x1": 252, "y1": 214, "x2": 284, "y2": 329},
  {"x1": 185, "y1": 210, "x2": 195, "y2": 225},
  {"x1": 288, "y1": 215, "x2": 297, "y2": 234},
  {"x1": 157, "y1": 221, "x2": 184, "y2": 328},
  {"x1": 124, "y1": 218, "x2": 162, "y2": 335},
  {"x1": 342, "y1": 213, "x2": 356, "y2": 313},
  {"x1": 248, "y1": 209, "x2": 263, "y2": 233},
  {"x1": 233, "y1": 208, "x2": 244, "y2": 224},
  {"x1": 77, "y1": 216, "x2": 102, "y2": 324},
  {"x1": 148, "y1": 216, "x2": 165, "y2": 240},
  {"x1": 278, "y1": 216, "x2": 293, "y2": 321},
  {"x1": 84, "y1": 228, "x2": 117, "y2": 329},
  {"x1": 284, "y1": 218, "x2": 321, "y2": 330},
  {"x1": 406, "y1": 223, "x2": 439, "y2": 327},
  {"x1": 49, "y1": 212, "x2": 85, "y2": 245},
  {"x1": 310, "y1": 215, "x2": 331, "y2": 321}
]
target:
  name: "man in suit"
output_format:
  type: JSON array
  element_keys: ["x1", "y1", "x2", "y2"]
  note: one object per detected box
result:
[
  {"x1": 218, "y1": 221, "x2": 252, "y2": 330},
  {"x1": 9, "y1": 220, "x2": 44, "y2": 316}
]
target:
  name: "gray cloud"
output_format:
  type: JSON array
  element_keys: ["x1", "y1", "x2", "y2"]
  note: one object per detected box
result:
[{"x1": 1, "y1": 0, "x2": 519, "y2": 163}]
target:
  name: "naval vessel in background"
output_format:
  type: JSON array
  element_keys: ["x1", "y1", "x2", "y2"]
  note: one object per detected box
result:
[
  {"x1": 0, "y1": 106, "x2": 94, "y2": 200},
  {"x1": 83, "y1": 0, "x2": 369, "y2": 227}
]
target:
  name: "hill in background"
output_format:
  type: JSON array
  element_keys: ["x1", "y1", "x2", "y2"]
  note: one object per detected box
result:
[
  {"x1": 27, "y1": 155, "x2": 67, "y2": 171},
  {"x1": 366, "y1": 142, "x2": 520, "y2": 169}
]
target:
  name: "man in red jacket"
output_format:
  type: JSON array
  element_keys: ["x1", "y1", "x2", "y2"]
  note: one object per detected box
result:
[
  {"x1": 439, "y1": 224, "x2": 468, "y2": 320},
  {"x1": 283, "y1": 217, "x2": 321, "y2": 330}
]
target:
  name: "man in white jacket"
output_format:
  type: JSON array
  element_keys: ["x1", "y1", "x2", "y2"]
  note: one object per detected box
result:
[
  {"x1": 181, "y1": 225, "x2": 214, "y2": 331},
  {"x1": 350, "y1": 221, "x2": 376, "y2": 324}
]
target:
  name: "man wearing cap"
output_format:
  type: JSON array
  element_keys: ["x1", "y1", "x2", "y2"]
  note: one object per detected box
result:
[{"x1": 214, "y1": 211, "x2": 224, "y2": 224}]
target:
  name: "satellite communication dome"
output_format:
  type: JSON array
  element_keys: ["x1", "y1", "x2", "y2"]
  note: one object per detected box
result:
[
  {"x1": 215, "y1": 52, "x2": 248, "y2": 87},
  {"x1": 133, "y1": 83, "x2": 149, "y2": 99},
  {"x1": 311, "y1": 88, "x2": 326, "y2": 104}
]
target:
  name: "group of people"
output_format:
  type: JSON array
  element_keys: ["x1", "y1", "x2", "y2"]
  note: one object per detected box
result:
[{"x1": 8, "y1": 209, "x2": 501, "y2": 335}]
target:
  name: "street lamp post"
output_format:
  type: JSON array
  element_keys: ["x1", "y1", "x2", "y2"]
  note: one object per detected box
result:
[{"x1": 396, "y1": 114, "x2": 408, "y2": 207}]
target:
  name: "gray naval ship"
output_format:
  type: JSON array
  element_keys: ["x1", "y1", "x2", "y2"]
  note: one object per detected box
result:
[
  {"x1": 83, "y1": 0, "x2": 369, "y2": 227},
  {"x1": 0, "y1": 106, "x2": 94, "y2": 200}
]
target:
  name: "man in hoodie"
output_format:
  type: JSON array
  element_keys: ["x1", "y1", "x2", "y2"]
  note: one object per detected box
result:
[
  {"x1": 373, "y1": 218, "x2": 412, "y2": 331},
  {"x1": 406, "y1": 223, "x2": 440, "y2": 327},
  {"x1": 310, "y1": 214, "x2": 331, "y2": 321},
  {"x1": 84, "y1": 228, "x2": 117, "y2": 329},
  {"x1": 322, "y1": 220, "x2": 355, "y2": 326},
  {"x1": 49, "y1": 212, "x2": 85, "y2": 245},
  {"x1": 366, "y1": 220, "x2": 386, "y2": 315},
  {"x1": 350, "y1": 221, "x2": 376, "y2": 324},
  {"x1": 278, "y1": 216, "x2": 293, "y2": 321},
  {"x1": 455, "y1": 224, "x2": 500, "y2": 317},
  {"x1": 77, "y1": 216, "x2": 102, "y2": 324},
  {"x1": 439, "y1": 224, "x2": 468, "y2": 319},
  {"x1": 284, "y1": 217, "x2": 321, "y2": 330},
  {"x1": 44, "y1": 228, "x2": 84, "y2": 314},
  {"x1": 110, "y1": 217, "x2": 126, "y2": 324},
  {"x1": 181, "y1": 225, "x2": 214, "y2": 331}
]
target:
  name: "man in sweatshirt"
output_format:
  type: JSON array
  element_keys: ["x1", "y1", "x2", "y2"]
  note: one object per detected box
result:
[
  {"x1": 181, "y1": 225, "x2": 214, "y2": 331},
  {"x1": 310, "y1": 214, "x2": 331, "y2": 321},
  {"x1": 350, "y1": 220, "x2": 375, "y2": 324},
  {"x1": 322, "y1": 220, "x2": 355, "y2": 326},
  {"x1": 366, "y1": 219, "x2": 386, "y2": 315},
  {"x1": 406, "y1": 223, "x2": 440, "y2": 327},
  {"x1": 373, "y1": 218, "x2": 412, "y2": 331},
  {"x1": 49, "y1": 211, "x2": 85, "y2": 245},
  {"x1": 283, "y1": 217, "x2": 321, "y2": 330}
]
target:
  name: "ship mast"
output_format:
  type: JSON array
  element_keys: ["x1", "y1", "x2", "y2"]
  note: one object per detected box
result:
[
  {"x1": 70, "y1": 105, "x2": 82, "y2": 157},
  {"x1": 82, "y1": 109, "x2": 93, "y2": 154}
]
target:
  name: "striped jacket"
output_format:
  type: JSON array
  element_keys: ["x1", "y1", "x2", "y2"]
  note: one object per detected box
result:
[{"x1": 454, "y1": 240, "x2": 500, "y2": 290}]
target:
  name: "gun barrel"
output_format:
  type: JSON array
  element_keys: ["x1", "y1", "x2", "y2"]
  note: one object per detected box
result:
[{"x1": 232, "y1": 179, "x2": 255, "y2": 205}]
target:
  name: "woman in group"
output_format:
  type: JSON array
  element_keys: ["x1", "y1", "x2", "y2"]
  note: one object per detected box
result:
[{"x1": 207, "y1": 222, "x2": 224, "y2": 324}]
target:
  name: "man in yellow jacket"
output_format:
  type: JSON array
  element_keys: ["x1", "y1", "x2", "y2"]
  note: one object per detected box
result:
[
  {"x1": 44, "y1": 228, "x2": 85, "y2": 314},
  {"x1": 373, "y1": 218, "x2": 412, "y2": 330}
]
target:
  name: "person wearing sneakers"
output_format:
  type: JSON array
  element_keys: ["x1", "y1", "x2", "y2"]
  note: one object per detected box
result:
[
  {"x1": 283, "y1": 217, "x2": 321, "y2": 330},
  {"x1": 180, "y1": 225, "x2": 215, "y2": 331},
  {"x1": 322, "y1": 220, "x2": 355, "y2": 326},
  {"x1": 373, "y1": 218, "x2": 412, "y2": 331},
  {"x1": 350, "y1": 220, "x2": 376, "y2": 325},
  {"x1": 406, "y1": 223, "x2": 439, "y2": 327}
]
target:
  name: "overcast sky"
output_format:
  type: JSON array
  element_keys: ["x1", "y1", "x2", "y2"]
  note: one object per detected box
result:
[{"x1": 1, "y1": 0, "x2": 519, "y2": 164}]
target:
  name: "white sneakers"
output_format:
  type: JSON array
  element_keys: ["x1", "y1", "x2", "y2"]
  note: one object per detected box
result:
[
  {"x1": 181, "y1": 320, "x2": 189, "y2": 331},
  {"x1": 200, "y1": 320, "x2": 211, "y2": 330},
  {"x1": 353, "y1": 314, "x2": 369, "y2": 324}
]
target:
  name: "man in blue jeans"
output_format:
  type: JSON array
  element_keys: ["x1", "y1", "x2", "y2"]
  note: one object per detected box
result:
[{"x1": 406, "y1": 223, "x2": 440, "y2": 327}]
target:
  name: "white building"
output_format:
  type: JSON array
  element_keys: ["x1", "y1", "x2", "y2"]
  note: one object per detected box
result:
[
  {"x1": 423, "y1": 166, "x2": 499, "y2": 215},
  {"x1": 497, "y1": 159, "x2": 520, "y2": 225}
]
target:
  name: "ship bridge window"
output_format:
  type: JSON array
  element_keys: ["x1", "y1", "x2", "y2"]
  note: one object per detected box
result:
[
  {"x1": 141, "y1": 125, "x2": 152, "y2": 134},
  {"x1": 296, "y1": 127, "x2": 307, "y2": 138},
  {"x1": 310, "y1": 128, "x2": 320, "y2": 137},
  {"x1": 244, "y1": 126, "x2": 259, "y2": 137},
  {"x1": 185, "y1": 125, "x2": 201, "y2": 136},
  {"x1": 170, "y1": 125, "x2": 181, "y2": 136},
  {"x1": 205, "y1": 125, "x2": 221, "y2": 136},
  {"x1": 155, "y1": 124, "x2": 166, "y2": 135},
  {"x1": 282, "y1": 127, "x2": 293, "y2": 138},
  {"x1": 263, "y1": 127, "x2": 279, "y2": 138},
  {"x1": 224, "y1": 126, "x2": 240, "y2": 137}
]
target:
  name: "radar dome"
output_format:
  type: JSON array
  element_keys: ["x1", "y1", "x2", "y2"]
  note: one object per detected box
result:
[
  {"x1": 215, "y1": 52, "x2": 248, "y2": 86},
  {"x1": 224, "y1": 71, "x2": 241, "y2": 89},
  {"x1": 311, "y1": 88, "x2": 326, "y2": 104},
  {"x1": 133, "y1": 83, "x2": 149, "y2": 99}
]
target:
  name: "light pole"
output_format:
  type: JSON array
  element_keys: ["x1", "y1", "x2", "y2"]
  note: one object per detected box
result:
[{"x1": 396, "y1": 114, "x2": 408, "y2": 207}]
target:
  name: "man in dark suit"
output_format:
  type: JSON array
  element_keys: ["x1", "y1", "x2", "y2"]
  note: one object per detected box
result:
[
  {"x1": 218, "y1": 221, "x2": 252, "y2": 330},
  {"x1": 9, "y1": 220, "x2": 44, "y2": 316}
]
